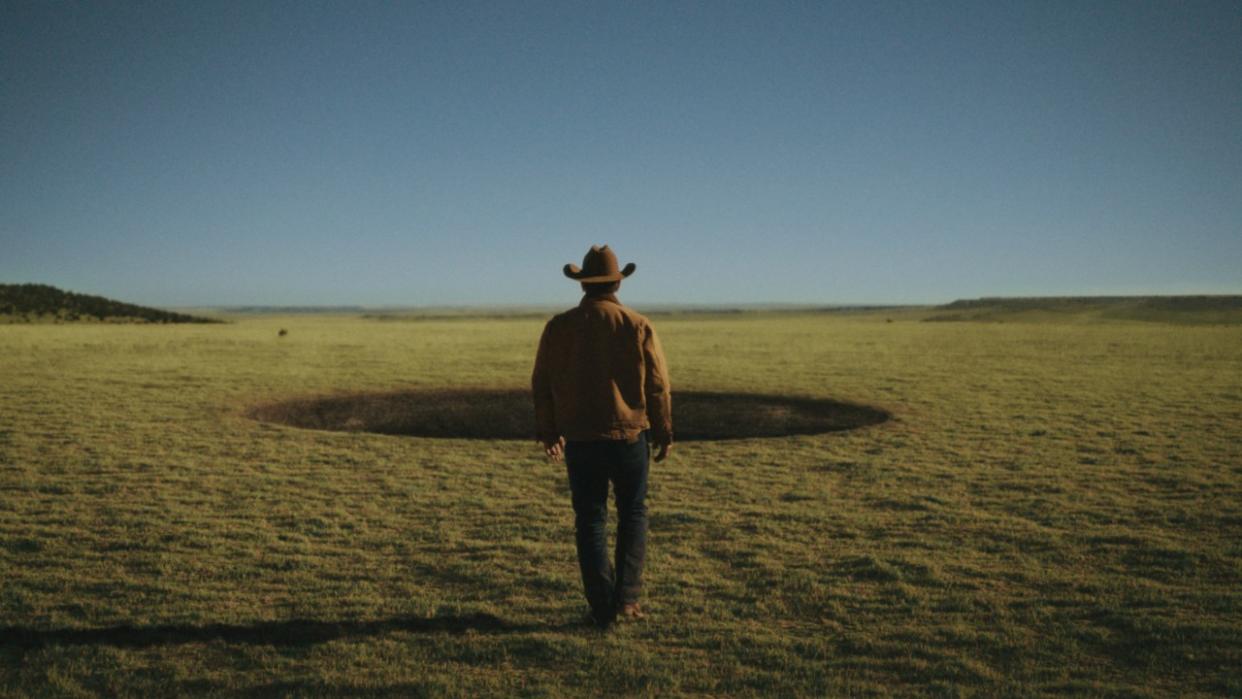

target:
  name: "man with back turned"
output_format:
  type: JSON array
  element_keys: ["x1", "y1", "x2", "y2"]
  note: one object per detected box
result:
[{"x1": 531, "y1": 245, "x2": 673, "y2": 628}]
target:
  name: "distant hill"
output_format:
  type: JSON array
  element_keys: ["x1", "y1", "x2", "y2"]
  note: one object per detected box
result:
[
  {"x1": 0, "y1": 284, "x2": 221, "y2": 323},
  {"x1": 925, "y1": 296, "x2": 1242, "y2": 324},
  {"x1": 220, "y1": 306, "x2": 368, "y2": 314}
]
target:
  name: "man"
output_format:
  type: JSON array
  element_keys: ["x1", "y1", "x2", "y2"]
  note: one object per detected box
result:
[{"x1": 531, "y1": 244, "x2": 673, "y2": 628}]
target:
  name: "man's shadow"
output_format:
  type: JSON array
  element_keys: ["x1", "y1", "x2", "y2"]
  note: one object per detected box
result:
[{"x1": 1, "y1": 613, "x2": 583, "y2": 652}]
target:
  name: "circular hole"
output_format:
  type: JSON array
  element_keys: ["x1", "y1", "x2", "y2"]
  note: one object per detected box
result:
[{"x1": 247, "y1": 389, "x2": 889, "y2": 441}]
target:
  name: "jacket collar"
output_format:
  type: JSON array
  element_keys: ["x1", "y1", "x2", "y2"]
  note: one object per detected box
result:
[{"x1": 579, "y1": 293, "x2": 620, "y2": 307}]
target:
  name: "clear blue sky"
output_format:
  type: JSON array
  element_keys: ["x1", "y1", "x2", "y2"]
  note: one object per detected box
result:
[{"x1": 3, "y1": 1, "x2": 1240, "y2": 307}]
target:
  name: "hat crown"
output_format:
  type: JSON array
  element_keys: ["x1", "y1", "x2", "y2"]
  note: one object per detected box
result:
[{"x1": 581, "y1": 245, "x2": 620, "y2": 276}]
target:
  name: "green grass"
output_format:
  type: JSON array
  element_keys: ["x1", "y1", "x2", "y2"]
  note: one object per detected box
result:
[{"x1": 1, "y1": 312, "x2": 1240, "y2": 697}]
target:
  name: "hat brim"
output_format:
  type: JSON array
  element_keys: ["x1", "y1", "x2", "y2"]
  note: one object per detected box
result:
[{"x1": 563, "y1": 262, "x2": 636, "y2": 282}]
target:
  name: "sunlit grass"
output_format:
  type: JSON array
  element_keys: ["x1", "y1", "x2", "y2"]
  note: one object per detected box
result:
[{"x1": 1, "y1": 312, "x2": 1239, "y2": 696}]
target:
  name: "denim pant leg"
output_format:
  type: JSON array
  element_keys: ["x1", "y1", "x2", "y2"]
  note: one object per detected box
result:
[
  {"x1": 566, "y1": 441, "x2": 616, "y2": 618},
  {"x1": 611, "y1": 433, "x2": 649, "y2": 606}
]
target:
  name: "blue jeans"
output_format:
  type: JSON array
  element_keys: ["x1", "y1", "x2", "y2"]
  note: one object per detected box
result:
[{"x1": 565, "y1": 432, "x2": 649, "y2": 621}]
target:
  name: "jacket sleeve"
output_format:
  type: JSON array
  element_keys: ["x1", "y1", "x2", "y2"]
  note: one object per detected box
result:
[
  {"x1": 642, "y1": 322, "x2": 673, "y2": 445},
  {"x1": 531, "y1": 322, "x2": 558, "y2": 445}
]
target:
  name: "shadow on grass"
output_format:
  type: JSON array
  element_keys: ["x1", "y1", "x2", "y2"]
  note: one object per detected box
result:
[
  {"x1": 0, "y1": 613, "x2": 576, "y2": 651},
  {"x1": 247, "y1": 389, "x2": 889, "y2": 440},
  {"x1": 181, "y1": 680, "x2": 479, "y2": 698}
]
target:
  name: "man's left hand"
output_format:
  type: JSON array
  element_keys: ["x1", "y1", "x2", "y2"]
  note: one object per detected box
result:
[{"x1": 543, "y1": 436, "x2": 566, "y2": 462}]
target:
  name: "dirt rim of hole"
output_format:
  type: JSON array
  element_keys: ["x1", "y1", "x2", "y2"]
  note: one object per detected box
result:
[{"x1": 246, "y1": 389, "x2": 890, "y2": 441}]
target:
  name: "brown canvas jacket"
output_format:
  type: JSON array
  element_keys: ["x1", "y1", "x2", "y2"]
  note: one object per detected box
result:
[{"x1": 532, "y1": 294, "x2": 672, "y2": 445}]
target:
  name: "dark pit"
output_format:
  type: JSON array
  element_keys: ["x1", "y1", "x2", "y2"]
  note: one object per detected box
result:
[{"x1": 247, "y1": 389, "x2": 889, "y2": 441}]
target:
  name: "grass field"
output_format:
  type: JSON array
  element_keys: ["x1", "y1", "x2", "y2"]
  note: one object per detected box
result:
[{"x1": 1, "y1": 310, "x2": 1240, "y2": 697}]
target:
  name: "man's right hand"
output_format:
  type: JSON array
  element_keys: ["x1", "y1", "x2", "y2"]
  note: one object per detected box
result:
[{"x1": 654, "y1": 442, "x2": 672, "y2": 463}]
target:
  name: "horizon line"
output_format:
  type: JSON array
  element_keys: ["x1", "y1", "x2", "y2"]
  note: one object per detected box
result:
[{"x1": 165, "y1": 292, "x2": 1242, "y2": 313}]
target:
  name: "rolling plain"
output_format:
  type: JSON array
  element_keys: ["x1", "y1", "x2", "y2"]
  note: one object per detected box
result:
[{"x1": 1, "y1": 307, "x2": 1239, "y2": 696}]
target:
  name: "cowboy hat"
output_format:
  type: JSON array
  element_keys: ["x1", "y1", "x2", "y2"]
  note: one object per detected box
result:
[{"x1": 563, "y1": 245, "x2": 636, "y2": 282}]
